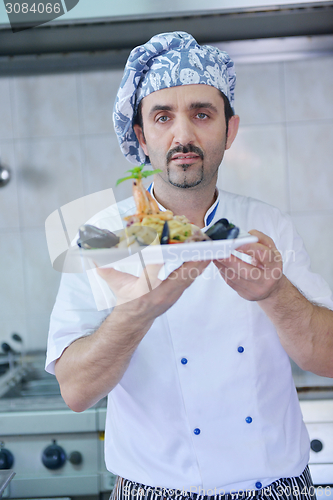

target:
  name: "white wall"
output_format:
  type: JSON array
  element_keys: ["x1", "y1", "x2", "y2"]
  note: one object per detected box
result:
[{"x1": 0, "y1": 37, "x2": 332, "y2": 351}]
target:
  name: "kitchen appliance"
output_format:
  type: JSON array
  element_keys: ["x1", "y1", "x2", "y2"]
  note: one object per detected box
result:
[
  {"x1": 1, "y1": 1, "x2": 333, "y2": 75},
  {"x1": 0, "y1": 351, "x2": 115, "y2": 499},
  {"x1": 0, "y1": 349, "x2": 332, "y2": 499},
  {"x1": 0, "y1": 471, "x2": 15, "y2": 496},
  {"x1": 290, "y1": 360, "x2": 333, "y2": 491}
]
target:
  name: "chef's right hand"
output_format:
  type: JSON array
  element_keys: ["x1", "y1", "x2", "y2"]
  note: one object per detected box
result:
[{"x1": 96, "y1": 260, "x2": 210, "y2": 322}]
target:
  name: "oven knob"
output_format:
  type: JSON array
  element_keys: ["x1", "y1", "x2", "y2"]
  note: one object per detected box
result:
[
  {"x1": 310, "y1": 439, "x2": 323, "y2": 453},
  {"x1": 0, "y1": 448, "x2": 14, "y2": 469},
  {"x1": 69, "y1": 451, "x2": 83, "y2": 465},
  {"x1": 42, "y1": 441, "x2": 67, "y2": 470}
]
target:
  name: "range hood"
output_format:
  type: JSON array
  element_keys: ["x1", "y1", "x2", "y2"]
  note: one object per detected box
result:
[
  {"x1": 1, "y1": 0, "x2": 333, "y2": 26},
  {"x1": 0, "y1": 1, "x2": 332, "y2": 72}
]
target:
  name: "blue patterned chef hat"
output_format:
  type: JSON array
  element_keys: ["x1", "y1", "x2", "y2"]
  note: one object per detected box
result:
[{"x1": 113, "y1": 31, "x2": 236, "y2": 165}]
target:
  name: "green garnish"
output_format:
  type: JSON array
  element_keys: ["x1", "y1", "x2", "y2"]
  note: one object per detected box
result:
[{"x1": 116, "y1": 164, "x2": 162, "y2": 186}]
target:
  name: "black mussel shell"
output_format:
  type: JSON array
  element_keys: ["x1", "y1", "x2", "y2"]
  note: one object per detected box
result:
[
  {"x1": 205, "y1": 218, "x2": 240, "y2": 241},
  {"x1": 205, "y1": 218, "x2": 229, "y2": 240},
  {"x1": 226, "y1": 226, "x2": 240, "y2": 239},
  {"x1": 160, "y1": 221, "x2": 170, "y2": 245},
  {"x1": 77, "y1": 224, "x2": 120, "y2": 249}
]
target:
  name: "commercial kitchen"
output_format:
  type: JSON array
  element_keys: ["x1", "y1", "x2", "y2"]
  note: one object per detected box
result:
[{"x1": 0, "y1": 0, "x2": 333, "y2": 499}]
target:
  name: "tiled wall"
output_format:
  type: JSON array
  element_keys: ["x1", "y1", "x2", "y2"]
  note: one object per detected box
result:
[
  {"x1": 0, "y1": 47, "x2": 332, "y2": 351},
  {"x1": 220, "y1": 55, "x2": 333, "y2": 296},
  {"x1": 0, "y1": 70, "x2": 132, "y2": 350}
]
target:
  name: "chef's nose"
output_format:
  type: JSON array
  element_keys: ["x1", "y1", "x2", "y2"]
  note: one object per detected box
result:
[{"x1": 171, "y1": 116, "x2": 196, "y2": 147}]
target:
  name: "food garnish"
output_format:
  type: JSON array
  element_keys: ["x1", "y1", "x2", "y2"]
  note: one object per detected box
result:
[{"x1": 116, "y1": 165, "x2": 163, "y2": 218}]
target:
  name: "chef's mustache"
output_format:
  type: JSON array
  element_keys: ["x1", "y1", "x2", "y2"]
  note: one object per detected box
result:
[{"x1": 166, "y1": 145, "x2": 204, "y2": 164}]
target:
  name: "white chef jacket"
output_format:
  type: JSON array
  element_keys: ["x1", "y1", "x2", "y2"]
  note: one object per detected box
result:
[{"x1": 46, "y1": 187, "x2": 333, "y2": 494}]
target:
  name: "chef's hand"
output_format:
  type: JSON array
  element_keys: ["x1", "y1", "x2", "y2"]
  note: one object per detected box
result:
[
  {"x1": 213, "y1": 230, "x2": 284, "y2": 302},
  {"x1": 96, "y1": 260, "x2": 210, "y2": 322}
]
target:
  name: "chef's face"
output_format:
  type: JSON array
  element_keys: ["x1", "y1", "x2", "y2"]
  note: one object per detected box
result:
[{"x1": 134, "y1": 84, "x2": 239, "y2": 190}]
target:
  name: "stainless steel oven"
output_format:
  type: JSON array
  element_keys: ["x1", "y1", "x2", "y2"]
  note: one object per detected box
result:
[
  {"x1": 291, "y1": 359, "x2": 333, "y2": 495},
  {"x1": 0, "y1": 351, "x2": 116, "y2": 499}
]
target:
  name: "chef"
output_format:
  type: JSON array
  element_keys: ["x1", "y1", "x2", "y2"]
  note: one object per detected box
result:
[{"x1": 46, "y1": 32, "x2": 333, "y2": 500}]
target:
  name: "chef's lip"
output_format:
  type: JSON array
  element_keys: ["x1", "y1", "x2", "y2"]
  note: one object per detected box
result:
[{"x1": 171, "y1": 153, "x2": 201, "y2": 160}]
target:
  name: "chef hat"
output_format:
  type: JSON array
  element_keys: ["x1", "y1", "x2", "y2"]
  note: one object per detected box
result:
[{"x1": 113, "y1": 31, "x2": 236, "y2": 165}]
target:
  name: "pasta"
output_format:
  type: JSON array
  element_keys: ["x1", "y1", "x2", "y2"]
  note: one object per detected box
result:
[
  {"x1": 136, "y1": 215, "x2": 194, "y2": 243},
  {"x1": 116, "y1": 165, "x2": 207, "y2": 246}
]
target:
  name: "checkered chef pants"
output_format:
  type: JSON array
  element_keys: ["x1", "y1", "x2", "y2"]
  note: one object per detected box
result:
[{"x1": 110, "y1": 466, "x2": 317, "y2": 500}]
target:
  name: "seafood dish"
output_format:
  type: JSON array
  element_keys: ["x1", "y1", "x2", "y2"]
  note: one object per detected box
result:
[{"x1": 77, "y1": 165, "x2": 240, "y2": 251}]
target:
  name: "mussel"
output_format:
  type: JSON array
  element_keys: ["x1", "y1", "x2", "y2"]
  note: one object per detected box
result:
[
  {"x1": 160, "y1": 221, "x2": 170, "y2": 245},
  {"x1": 226, "y1": 226, "x2": 240, "y2": 239},
  {"x1": 205, "y1": 218, "x2": 239, "y2": 240},
  {"x1": 77, "y1": 225, "x2": 120, "y2": 249}
]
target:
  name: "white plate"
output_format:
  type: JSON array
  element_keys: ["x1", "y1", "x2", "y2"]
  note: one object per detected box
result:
[{"x1": 53, "y1": 231, "x2": 258, "y2": 273}]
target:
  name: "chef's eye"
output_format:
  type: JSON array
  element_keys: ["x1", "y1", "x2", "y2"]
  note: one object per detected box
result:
[
  {"x1": 197, "y1": 112, "x2": 208, "y2": 119},
  {"x1": 157, "y1": 115, "x2": 169, "y2": 123}
]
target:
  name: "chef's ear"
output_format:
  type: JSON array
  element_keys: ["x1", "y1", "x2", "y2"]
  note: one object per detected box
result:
[
  {"x1": 134, "y1": 124, "x2": 149, "y2": 157},
  {"x1": 225, "y1": 115, "x2": 240, "y2": 150}
]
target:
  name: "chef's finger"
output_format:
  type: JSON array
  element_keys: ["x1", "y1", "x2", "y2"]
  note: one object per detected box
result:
[
  {"x1": 95, "y1": 266, "x2": 138, "y2": 290},
  {"x1": 248, "y1": 229, "x2": 277, "y2": 249},
  {"x1": 138, "y1": 264, "x2": 164, "y2": 291},
  {"x1": 167, "y1": 260, "x2": 211, "y2": 285},
  {"x1": 214, "y1": 257, "x2": 258, "y2": 280},
  {"x1": 142, "y1": 264, "x2": 164, "y2": 288},
  {"x1": 231, "y1": 241, "x2": 281, "y2": 267}
]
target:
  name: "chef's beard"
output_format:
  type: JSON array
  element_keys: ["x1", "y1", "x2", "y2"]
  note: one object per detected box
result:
[{"x1": 166, "y1": 145, "x2": 205, "y2": 189}]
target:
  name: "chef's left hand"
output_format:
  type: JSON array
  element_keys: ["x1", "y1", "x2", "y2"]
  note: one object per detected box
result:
[{"x1": 213, "y1": 230, "x2": 284, "y2": 302}]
